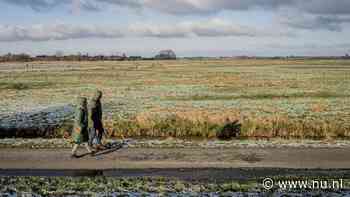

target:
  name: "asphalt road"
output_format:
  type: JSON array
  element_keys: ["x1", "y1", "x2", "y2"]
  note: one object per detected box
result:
[{"x1": 1, "y1": 147, "x2": 350, "y2": 180}]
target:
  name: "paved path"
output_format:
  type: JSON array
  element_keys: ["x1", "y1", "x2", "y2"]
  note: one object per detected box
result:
[{"x1": 1, "y1": 147, "x2": 350, "y2": 180}]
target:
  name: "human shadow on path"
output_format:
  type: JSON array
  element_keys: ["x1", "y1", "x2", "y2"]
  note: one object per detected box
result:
[
  {"x1": 72, "y1": 141, "x2": 128, "y2": 158},
  {"x1": 92, "y1": 141, "x2": 125, "y2": 157},
  {"x1": 74, "y1": 152, "x2": 92, "y2": 158}
]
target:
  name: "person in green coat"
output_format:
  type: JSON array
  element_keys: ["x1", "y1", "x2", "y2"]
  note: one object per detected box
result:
[
  {"x1": 71, "y1": 97, "x2": 93, "y2": 158},
  {"x1": 88, "y1": 90, "x2": 105, "y2": 149}
]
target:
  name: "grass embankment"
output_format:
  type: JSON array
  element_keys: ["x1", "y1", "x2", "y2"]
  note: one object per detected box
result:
[{"x1": 98, "y1": 114, "x2": 350, "y2": 140}]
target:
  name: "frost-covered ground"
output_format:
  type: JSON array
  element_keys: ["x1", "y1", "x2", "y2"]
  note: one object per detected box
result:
[
  {"x1": 1, "y1": 60, "x2": 350, "y2": 138},
  {"x1": 1, "y1": 176, "x2": 349, "y2": 197},
  {"x1": 1, "y1": 191, "x2": 350, "y2": 197}
]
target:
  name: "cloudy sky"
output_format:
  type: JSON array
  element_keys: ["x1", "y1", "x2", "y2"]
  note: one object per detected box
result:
[{"x1": 0, "y1": 0, "x2": 350, "y2": 57}]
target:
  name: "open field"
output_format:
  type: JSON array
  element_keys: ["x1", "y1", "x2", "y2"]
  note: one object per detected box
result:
[{"x1": 1, "y1": 59, "x2": 350, "y2": 139}]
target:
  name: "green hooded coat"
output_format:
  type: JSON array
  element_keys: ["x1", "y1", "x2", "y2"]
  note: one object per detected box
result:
[{"x1": 72, "y1": 97, "x2": 89, "y2": 144}]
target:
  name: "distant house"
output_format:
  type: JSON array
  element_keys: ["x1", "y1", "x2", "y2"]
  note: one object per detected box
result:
[{"x1": 155, "y1": 50, "x2": 176, "y2": 60}]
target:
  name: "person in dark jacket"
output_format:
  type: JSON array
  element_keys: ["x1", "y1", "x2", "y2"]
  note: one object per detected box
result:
[
  {"x1": 71, "y1": 97, "x2": 93, "y2": 158},
  {"x1": 88, "y1": 90, "x2": 105, "y2": 149}
]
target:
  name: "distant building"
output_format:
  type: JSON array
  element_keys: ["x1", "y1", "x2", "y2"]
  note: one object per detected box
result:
[{"x1": 155, "y1": 50, "x2": 176, "y2": 60}]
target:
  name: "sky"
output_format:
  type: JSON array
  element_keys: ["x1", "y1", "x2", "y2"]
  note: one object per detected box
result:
[{"x1": 0, "y1": 0, "x2": 350, "y2": 57}]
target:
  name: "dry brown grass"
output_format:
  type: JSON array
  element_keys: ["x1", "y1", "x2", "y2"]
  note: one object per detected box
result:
[{"x1": 97, "y1": 109, "x2": 350, "y2": 140}]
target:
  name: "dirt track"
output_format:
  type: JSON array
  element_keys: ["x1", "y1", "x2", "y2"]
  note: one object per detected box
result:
[{"x1": 1, "y1": 147, "x2": 350, "y2": 180}]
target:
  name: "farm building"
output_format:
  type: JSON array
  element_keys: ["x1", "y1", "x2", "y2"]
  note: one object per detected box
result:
[{"x1": 155, "y1": 50, "x2": 176, "y2": 60}]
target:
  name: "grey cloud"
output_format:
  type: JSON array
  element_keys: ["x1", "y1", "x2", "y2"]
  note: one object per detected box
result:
[
  {"x1": 0, "y1": 24, "x2": 123, "y2": 42},
  {"x1": 1, "y1": 0, "x2": 101, "y2": 12},
  {"x1": 280, "y1": 14, "x2": 350, "y2": 31},
  {"x1": 301, "y1": 0, "x2": 350, "y2": 15},
  {"x1": 128, "y1": 23, "x2": 189, "y2": 38},
  {"x1": 181, "y1": 19, "x2": 259, "y2": 37},
  {"x1": 78, "y1": 0, "x2": 100, "y2": 11},
  {"x1": 96, "y1": 0, "x2": 350, "y2": 16},
  {"x1": 2, "y1": 0, "x2": 65, "y2": 11},
  {"x1": 0, "y1": 19, "x2": 291, "y2": 42},
  {"x1": 143, "y1": 0, "x2": 350, "y2": 15},
  {"x1": 3, "y1": 0, "x2": 350, "y2": 15},
  {"x1": 99, "y1": 0, "x2": 142, "y2": 8},
  {"x1": 4, "y1": 0, "x2": 349, "y2": 33},
  {"x1": 127, "y1": 19, "x2": 291, "y2": 38},
  {"x1": 87, "y1": 0, "x2": 295, "y2": 15}
]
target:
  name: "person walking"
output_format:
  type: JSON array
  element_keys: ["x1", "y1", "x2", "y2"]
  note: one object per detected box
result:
[
  {"x1": 71, "y1": 97, "x2": 94, "y2": 158},
  {"x1": 88, "y1": 90, "x2": 105, "y2": 150}
]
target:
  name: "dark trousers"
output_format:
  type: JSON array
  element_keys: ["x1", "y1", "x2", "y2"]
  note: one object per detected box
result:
[{"x1": 88, "y1": 127, "x2": 104, "y2": 146}]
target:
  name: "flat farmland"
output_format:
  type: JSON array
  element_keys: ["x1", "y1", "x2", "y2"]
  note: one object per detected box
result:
[{"x1": 1, "y1": 59, "x2": 350, "y2": 139}]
